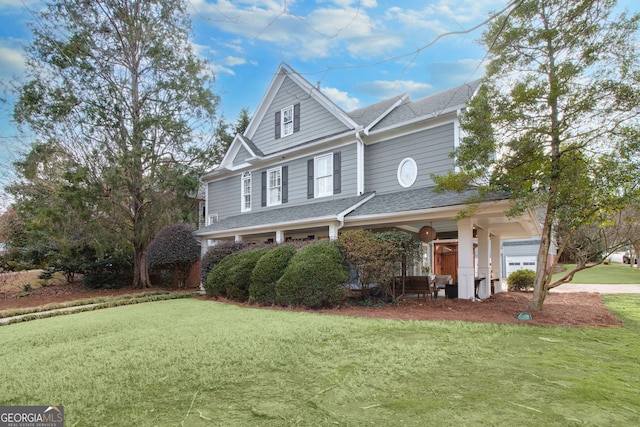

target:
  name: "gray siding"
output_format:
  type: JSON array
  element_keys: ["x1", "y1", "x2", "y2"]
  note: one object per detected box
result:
[
  {"x1": 232, "y1": 146, "x2": 252, "y2": 167},
  {"x1": 208, "y1": 144, "x2": 358, "y2": 220},
  {"x1": 252, "y1": 77, "x2": 351, "y2": 155},
  {"x1": 207, "y1": 176, "x2": 240, "y2": 220},
  {"x1": 503, "y1": 239, "x2": 541, "y2": 257},
  {"x1": 365, "y1": 123, "x2": 455, "y2": 194}
]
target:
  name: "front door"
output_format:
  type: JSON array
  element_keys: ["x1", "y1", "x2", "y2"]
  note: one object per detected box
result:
[{"x1": 434, "y1": 243, "x2": 458, "y2": 283}]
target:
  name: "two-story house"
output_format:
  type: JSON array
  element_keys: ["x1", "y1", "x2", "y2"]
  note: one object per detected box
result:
[{"x1": 195, "y1": 63, "x2": 541, "y2": 300}]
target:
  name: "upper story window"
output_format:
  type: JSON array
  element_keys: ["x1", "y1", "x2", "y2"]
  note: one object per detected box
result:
[
  {"x1": 275, "y1": 103, "x2": 300, "y2": 139},
  {"x1": 315, "y1": 154, "x2": 333, "y2": 198},
  {"x1": 281, "y1": 106, "x2": 294, "y2": 137},
  {"x1": 241, "y1": 171, "x2": 251, "y2": 212},
  {"x1": 397, "y1": 157, "x2": 418, "y2": 188},
  {"x1": 308, "y1": 152, "x2": 341, "y2": 199},
  {"x1": 267, "y1": 167, "x2": 282, "y2": 206}
]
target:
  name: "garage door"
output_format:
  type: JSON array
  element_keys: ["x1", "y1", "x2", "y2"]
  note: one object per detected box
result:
[{"x1": 505, "y1": 256, "x2": 537, "y2": 276}]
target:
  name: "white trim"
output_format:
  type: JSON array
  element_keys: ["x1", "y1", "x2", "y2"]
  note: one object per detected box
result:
[
  {"x1": 314, "y1": 153, "x2": 333, "y2": 198},
  {"x1": 397, "y1": 157, "x2": 418, "y2": 188},
  {"x1": 267, "y1": 166, "x2": 282, "y2": 207},
  {"x1": 281, "y1": 105, "x2": 294, "y2": 137},
  {"x1": 356, "y1": 131, "x2": 365, "y2": 195},
  {"x1": 208, "y1": 213, "x2": 219, "y2": 225},
  {"x1": 240, "y1": 171, "x2": 252, "y2": 212}
]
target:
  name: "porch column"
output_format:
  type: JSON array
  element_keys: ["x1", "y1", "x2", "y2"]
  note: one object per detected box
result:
[
  {"x1": 457, "y1": 217, "x2": 475, "y2": 300},
  {"x1": 477, "y1": 227, "x2": 491, "y2": 299},
  {"x1": 491, "y1": 234, "x2": 503, "y2": 293},
  {"x1": 329, "y1": 222, "x2": 340, "y2": 240},
  {"x1": 275, "y1": 230, "x2": 285, "y2": 244},
  {"x1": 234, "y1": 235, "x2": 243, "y2": 243}
]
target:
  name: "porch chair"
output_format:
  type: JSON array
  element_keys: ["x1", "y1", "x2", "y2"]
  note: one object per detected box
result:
[{"x1": 432, "y1": 275, "x2": 452, "y2": 299}]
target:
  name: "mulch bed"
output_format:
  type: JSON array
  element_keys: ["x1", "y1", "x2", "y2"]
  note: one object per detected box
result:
[{"x1": 1, "y1": 283, "x2": 624, "y2": 328}]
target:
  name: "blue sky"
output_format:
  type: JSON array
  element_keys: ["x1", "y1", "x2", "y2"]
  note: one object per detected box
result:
[{"x1": 0, "y1": 0, "x2": 638, "y2": 209}]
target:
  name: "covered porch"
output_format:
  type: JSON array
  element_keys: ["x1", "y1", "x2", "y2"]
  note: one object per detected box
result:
[{"x1": 195, "y1": 187, "x2": 541, "y2": 300}]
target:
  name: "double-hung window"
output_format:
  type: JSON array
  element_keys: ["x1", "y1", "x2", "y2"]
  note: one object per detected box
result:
[
  {"x1": 241, "y1": 171, "x2": 251, "y2": 212},
  {"x1": 315, "y1": 154, "x2": 333, "y2": 198},
  {"x1": 267, "y1": 167, "x2": 282, "y2": 206},
  {"x1": 281, "y1": 106, "x2": 294, "y2": 137}
]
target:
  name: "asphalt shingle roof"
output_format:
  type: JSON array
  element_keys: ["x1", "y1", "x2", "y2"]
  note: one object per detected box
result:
[
  {"x1": 195, "y1": 193, "x2": 374, "y2": 235},
  {"x1": 347, "y1": 186, "x2": 505, "y2": 217},
  {"x1": 370, "y1": 80, "x2": 482, "y2": 131}
]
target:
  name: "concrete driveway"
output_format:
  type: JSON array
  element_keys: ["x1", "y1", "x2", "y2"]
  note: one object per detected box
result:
[{"x1": 550, "y1": 284, "x2": 640, "y2": 294}]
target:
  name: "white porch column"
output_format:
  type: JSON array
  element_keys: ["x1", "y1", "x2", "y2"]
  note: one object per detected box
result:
[
  {"x1": 275, "y1": 230, "x2": 285, "y2": 244},
  {"x1": 234, "y1": 235, "x2": 243, "y2": 243},
  {"x1": 477, "y1": 227, "x2": 491, "y2": 299},
  {"x1": 329, "y1": 222, "x2": 340, "y2": 241},
  {"x1": 491, "y1": 234, "x2": 503, "y2": 293},
  {"x1": 457, "y1": 217, "x2": 475, "y2": 300}
]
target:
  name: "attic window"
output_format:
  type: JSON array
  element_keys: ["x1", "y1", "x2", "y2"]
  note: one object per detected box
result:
[
  {"x1": 397, "y1": 158, "x2": 417, "y2": 188},
  {"x1": 282, "y1": 106, "x2": 294, "y2": 137},
  {"x1": 275, "y1": 103, "x2": 300, "y2": 139}
]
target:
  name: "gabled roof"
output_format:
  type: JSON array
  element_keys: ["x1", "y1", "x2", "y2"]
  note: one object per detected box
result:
[
  {"x1": 244, "y1": 63, "x2": 360, "y2": 140},
  {"x1": 347, "y1": 94, "x2": 408, "y2": 130},
  {"x1": 369, "y1": 79, "x2": 482, "y2": 132}
]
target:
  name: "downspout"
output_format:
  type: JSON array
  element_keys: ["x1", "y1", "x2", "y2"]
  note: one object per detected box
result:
[{"x1": 355, "y1": 127, "x2": 365, "y2": 196}]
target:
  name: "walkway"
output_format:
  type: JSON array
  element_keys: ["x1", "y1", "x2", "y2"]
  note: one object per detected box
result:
[{"x1": 550, "y1": 284, "x2": 640, "y2": 294}]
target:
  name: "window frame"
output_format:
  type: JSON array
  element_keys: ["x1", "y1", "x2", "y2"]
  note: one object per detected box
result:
[
  {"x1": 314, "y1": 153, "x2": 333, "y2": 198},
  {"x1": 241, "y1": 171, "x2": 251, "y2": 212},
  {"x1": 397, "y1": 157, "x2": 418, "y2": 188},
  {"x1": 281, "y1": 105, "x2": 294, "y2": 137},
  {"x1": 267, "y1": 166, "x2": 282, "y2": 207}
]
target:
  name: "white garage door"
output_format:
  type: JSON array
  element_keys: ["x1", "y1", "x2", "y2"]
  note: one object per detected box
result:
[{"x1": 505, "y1": 256, "x2": 537, "y2": 276}]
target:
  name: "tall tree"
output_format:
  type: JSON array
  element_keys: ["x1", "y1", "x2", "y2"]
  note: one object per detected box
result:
[
  {"x1": 13, "y1": 0, "x2": 219, "y2": 288},
  {"x1": 434, "y1": 0, "x2": 640, "y2": 309}
]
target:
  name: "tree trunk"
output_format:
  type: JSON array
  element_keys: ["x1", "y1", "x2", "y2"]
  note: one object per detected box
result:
[
  {"x1": 133, "y1": 245, "x2": 152, "y2": 288},
  {"x1": 530, "y1": 217, "x2": 553, "y2": 311}
]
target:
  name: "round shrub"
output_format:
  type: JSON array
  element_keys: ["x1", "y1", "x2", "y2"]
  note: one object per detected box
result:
[
  {"x1": 507, "y1": 269, "x2": 536, "y2": 291},
  {"x1": 205, "y1": 252, "x2": 240, "y2": 297},
  {"x1": 147, "y1": 223, "x2": 200, "y2": 288},
  {"x1": 249, "y1": 244, "x2": 296, "y2": 305},
  {"x1": 276, "y1": 241, "x2": 349, "y2": 308},
  {"x1": 225, "y1": 247, "x2": 270, "y2": 302},
  {"x1": 200, "y1": 241, "x2": 246, "y2": 284}
]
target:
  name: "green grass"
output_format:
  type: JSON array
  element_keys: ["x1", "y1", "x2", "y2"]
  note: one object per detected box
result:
[
  {"x1": 1, "y1": 298, "x2": 639, "y2": 426},
  {"x1": 552, "y1": 263, "x2": 640, "y2": 284}
]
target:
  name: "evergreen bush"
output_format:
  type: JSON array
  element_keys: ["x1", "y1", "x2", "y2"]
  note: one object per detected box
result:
[
  {"x1": 507, "y1": 269, "x2": 536, "y2": 291},
  {"x1": 249, "y1": 244, "x2": 296, "y2": 305},
  {"x1": 225, "y1": 247, "x2": 270, "y2": 302},
  {"x1": 276, "y1": 241, "x2": 349, "y2": 308},
  {"x1": 147, "y1": 223, "x2": 200, "y2": 288},
  {"x1": 200, "y1": 241, "x2": 246, "y2": 284},
  {"x1": 205, "y1": 252, "x2": 239, "y2": 297}
]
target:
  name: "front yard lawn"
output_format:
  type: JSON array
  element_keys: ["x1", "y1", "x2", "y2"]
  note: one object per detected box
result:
[{"x1": 1, "y1": 297, "x2": 639, "y2": 426}]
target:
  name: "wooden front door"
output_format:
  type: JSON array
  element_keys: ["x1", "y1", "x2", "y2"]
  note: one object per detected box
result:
[{"x1": 435, "y1": 243, "x2": 458, "y2": 283}]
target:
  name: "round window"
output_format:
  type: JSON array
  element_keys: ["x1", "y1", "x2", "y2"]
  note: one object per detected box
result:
[{"x1": 397, "y1": 158, "x2": 417, "y2": 188}]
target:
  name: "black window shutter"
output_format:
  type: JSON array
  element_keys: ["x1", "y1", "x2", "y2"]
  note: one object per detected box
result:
[
  {"x1": 307, "y1": 159, "x2": 314, "y2": 199},
  {"x1": 275, "y1": 111, "x2": 281, "y2": 139},
  {"x1": 293, "y1": 103, "x2": 300, "y2": 132},
  {"x1": 282, "y1": 166, "x2": 288, "y2": 204},
  {"x1": 333, "y1": 152, "x2": 341, "y2": 194},
  {"x1": 261, "y1": 171, "x2": 267, "y2": 207}
]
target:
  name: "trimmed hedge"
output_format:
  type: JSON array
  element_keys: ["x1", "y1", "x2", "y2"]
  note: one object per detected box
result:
[
  {"x1": 200, "y1": 241, "x2": 246, "y2": 284},
  {"x1": 205, "y1": 252, "x2": 240, "y2": 297},
  {"x1": 276, "y1": 241, "x2": 349, "y2": 308},
  {"x1": 249, "y1": 244, "x2": 296, "y2": 305},
  {"x1": 225, "y1": 248, "x2": 270, "y2": 302},
  {"x1": 507, "y1": 269, "x2": 536, "y2": 291}
]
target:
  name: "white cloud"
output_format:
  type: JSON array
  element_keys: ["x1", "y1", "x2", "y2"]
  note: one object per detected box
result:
[
  {"x1": 321, "y1": 86, "x2": 360, "y2": 110},
  {"x1": 0, "y1": 44, "x2": 25, "y2": 79},
  {"x1": 356, "y1": 79, "x2": 433, "y2": 98}
]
